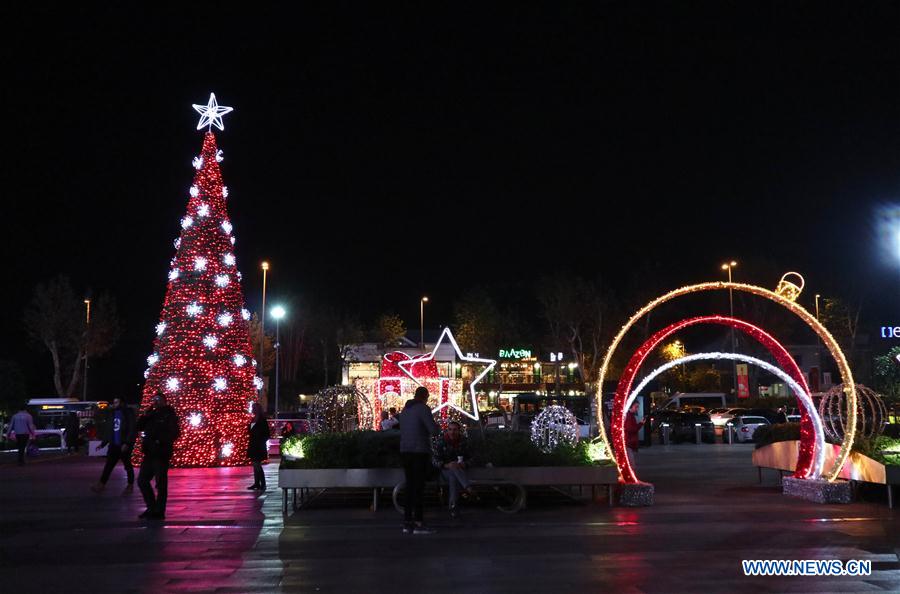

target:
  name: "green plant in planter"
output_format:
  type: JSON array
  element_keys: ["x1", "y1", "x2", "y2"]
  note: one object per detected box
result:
[
  {"x1": 752, "y1": 422, "x2": 800, "y2": 448},
  {"x1": 279, "y1": 430, "x2": 602, "y2": 469},
  {"x1": 858, "y1": 435, "x2": 900, "y2": 466}
]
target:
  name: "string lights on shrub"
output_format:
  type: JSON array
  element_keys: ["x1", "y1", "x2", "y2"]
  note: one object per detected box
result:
[{"x1": 134, "y1": 94, "x2": 257, "y2": 468}]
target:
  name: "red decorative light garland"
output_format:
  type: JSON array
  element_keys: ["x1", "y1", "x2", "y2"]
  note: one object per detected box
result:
[{"x1": 611, "y1": 315, "x2": 815, "y2": 483}]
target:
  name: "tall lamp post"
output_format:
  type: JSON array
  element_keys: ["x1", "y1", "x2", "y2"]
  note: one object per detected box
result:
[
  {"x1": 420, "y1": 296, "x2": 428, "y2": 351},
  {"x1": 83, "y1": 299, "x2": 91, "y2": 401},
  {"x1": 815, "y1": 293, "x2": 822, "y2": 387},
  {"x1": 271, "y1": 305, "x2": 286, "y2": 418},
  {"x1": 721, "y1": 261, "x2": 738, "y2": 400},
  {"x1": 259, "y1": 261, "x2": 269, "y2": 367}
]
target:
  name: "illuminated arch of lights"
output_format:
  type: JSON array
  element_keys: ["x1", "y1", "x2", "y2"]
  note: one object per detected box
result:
[
  {"x1": 609, "y1": 315, "x2": 818, "y2": 483},
  {"x1": 623, "y1": 352, "x2": 826, "y2": 480},
  {"x1": 595, "y1": 279, "x2": 857, "y2": 483}
]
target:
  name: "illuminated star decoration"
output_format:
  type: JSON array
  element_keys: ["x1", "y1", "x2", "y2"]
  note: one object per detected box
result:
[
  {"x1": 192, "y1": 93, "x2": 233, "y2": 131},
  {"x1": 397, "y1": 327, "x2": 497, "y2": 421}
]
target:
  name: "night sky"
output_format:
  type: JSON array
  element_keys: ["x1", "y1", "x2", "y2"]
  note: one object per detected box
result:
[{"x1": 3, "y1": 4, "x2": 900, "y2": 398}]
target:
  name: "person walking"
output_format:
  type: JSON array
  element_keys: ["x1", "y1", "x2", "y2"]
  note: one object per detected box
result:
[
  {"x1": 247, "y1": 402, "x2": 271, "y2": 491},
  {"x1": 7, "y1": 405, "x2": 36, "y2": 466},
  {"x1": 399, "y1": 386, "x2": 440, "y2": 534},
  {"x1": 91, "y1": 398, "x2": 135, "y2": 495},
  {"x1": 65, "y1": 411, "x2": 80, "y2": 453},
  {"x1": 129, "y1": 392, "x2": 180, "y2": 520},
  {"x1": 624, "y1": 400, "x2": 645, "y2": 471}
]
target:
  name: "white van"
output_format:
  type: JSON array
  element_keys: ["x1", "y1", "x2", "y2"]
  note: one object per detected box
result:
[{"x1": 657, "y1": 392, "x2": 726, "y2": 412}]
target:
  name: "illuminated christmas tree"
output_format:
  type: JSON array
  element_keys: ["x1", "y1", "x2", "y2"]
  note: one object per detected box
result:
[{"x1": 136, "y1": 94, "x2": 260, "y2": 467}]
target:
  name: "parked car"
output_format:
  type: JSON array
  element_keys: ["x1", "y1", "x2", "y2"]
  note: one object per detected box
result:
[
  {"x1": 744, "y1": 408, "x2": 787, "y2": 424},
  {"x1": 731, "y1": 415, "x2": 771, "y2": 443},
  {"x1": 709, "y1": 407, "x2": 749, "y2": 428},
  {"x1": 648, "y1": 408, "x2": 682, "y2": 433},
  {"x1": 658, "y1": 411, "x2": 716, "y2": 443}
]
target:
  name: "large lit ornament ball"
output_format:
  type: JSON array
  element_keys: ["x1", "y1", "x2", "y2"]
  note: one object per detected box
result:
[
  {"x1": 309, "y1": 385, "x2": 374, "y2": 433},
  {"x1": 530, "y1": 405, "x2": 579, "y2": 453},
  {"x1": 819, "y1": 384, "x2": 886, "y2": 442}
]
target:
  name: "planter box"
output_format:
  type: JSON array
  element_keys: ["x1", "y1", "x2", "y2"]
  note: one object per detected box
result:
[
  {"x1": 278, "y1": 465, "x2": 618, "y2": 513},
  {"x1": 279, "y1": 467, "x2": 404, "y2": 489},
  {"x1": 752, "y1": 440, "x2": 886, "y2": 483}
]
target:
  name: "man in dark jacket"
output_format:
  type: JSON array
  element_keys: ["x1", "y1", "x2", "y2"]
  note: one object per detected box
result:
[
  {"x1": 65, "y1": 411, "x2": 80, "y2": 453},
  {"x1": 399, "y1": 386, "x2": 440, "y2": 534},
  {"x1": 91, "y1": 398, "x2": 136, "y2": 494},
  {"x1": 129, "y1": 391, "x2": 181, "y2": 520}
]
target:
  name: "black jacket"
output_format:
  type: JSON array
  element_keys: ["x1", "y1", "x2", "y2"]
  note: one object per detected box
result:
[
  {"x1": 135, "y1": 405, "x2": 181, "y2": 461},
  {"x1": 100, "y1": 407, "x2": 135, "y2": 449},
  {"x1": 247, "y1": 418, "x2": 271, "y2": 462}
]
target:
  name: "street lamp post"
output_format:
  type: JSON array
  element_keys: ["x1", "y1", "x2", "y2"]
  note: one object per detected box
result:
[
  {"x1": 815, "y1": 293, "x2": 822, "y2": 387},
  {"x1": 420, "y1": 296, "x2": 428, "y2": 351},
  {"x1": 271, "y1": 305, "x2": 286, "y2": 418},
  {"x1": 83, "y1": 299, "x2": 91, "y2": 401},
  {"x1": 259, "y1": 261, "x2": 269, "y2": 410},
  {"x1": 260, "y1": 261, "x2": 269, "y2": 364},
  {"x1": 721, "y1": 261, "x2": 738, "y2": 400}
]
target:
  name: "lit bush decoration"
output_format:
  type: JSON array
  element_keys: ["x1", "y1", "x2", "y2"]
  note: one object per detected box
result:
[
  {"x1": 595, "y1": 278, "x2": 857, "y2": 483},
  {"x1": 531, "y1": 405, "x2": 579, "y2": 453},
  {"x1": 309, "y1": 385, "x2": 375, "y2": 433},
  {"x1": 281, "y1": 434, "x2": 305, "y2": 460},
  {"x1": 819, "y1": 384, "x2": 887, "y2": 443}
]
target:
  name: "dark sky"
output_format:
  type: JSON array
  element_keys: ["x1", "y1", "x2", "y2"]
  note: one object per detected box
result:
[{"x1": 3, "y1": 4, "x2": 900, "y2": 398}]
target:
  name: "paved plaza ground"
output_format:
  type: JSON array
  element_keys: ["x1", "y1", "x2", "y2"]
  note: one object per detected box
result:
[{"x1": 1, "y1": 443, "x2": 899, "y2": 593}]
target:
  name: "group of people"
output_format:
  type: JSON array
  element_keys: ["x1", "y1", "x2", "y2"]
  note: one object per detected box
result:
[
  {"x1": 398, "y1": 386, "x2": 477, "y2": 534},
  {"x1": 4, "y1": 406, "x2": 82, "y2": 464},
  {"x1": 10, "y1": 390, "x2": 639, "y2": 530},
  {"x1": 87, "y1": 393, "x2": 272, "y2": 520}
]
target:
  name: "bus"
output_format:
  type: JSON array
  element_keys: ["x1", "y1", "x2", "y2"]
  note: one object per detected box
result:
[{"x1": 26, "y1": 398, "x2": 109, "y2": 431}]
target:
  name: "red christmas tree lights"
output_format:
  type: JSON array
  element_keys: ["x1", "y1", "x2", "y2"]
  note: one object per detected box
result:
[{"x1": 135, "y1": 127, "x2": 259, "y2": 467}]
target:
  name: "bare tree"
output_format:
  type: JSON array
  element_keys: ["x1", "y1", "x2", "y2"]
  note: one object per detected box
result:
[
  {"x1": 820, "y1": 297, "x2": 863, "y2": 364},
  {"x1": 453, "y1": 287, "x2": 501, "y2": 356},
  {"x1": 375, "y1": 313, "x2": 406, "y2": 347},
  {"x1": 537, "y1": 275, "x2": 615, "y2": 394},
  {"x1": 24, "y1": 275, "x2": 120, "y2": 397}
]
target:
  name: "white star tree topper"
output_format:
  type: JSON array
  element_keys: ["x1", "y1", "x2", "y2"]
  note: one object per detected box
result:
[
  {"x1": 397, "y1": 327, "x2": 497, "y2": 421},
  {"x1": 192, "y1": 93, "x2": 233, "y2": 131}
]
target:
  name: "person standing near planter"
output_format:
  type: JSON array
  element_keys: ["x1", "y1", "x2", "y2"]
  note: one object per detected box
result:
[
  {"x1": 624, "y1": 400, "x2": 645, "y2": 470},
  {"x1": 130, "y1": 392, "x2": 180, "y2": 520},
  {"x1": 399, "y1": 386, "x2": 440, "y2": 534},
  {"x1": 247, "y1": 403, "x2": 271, "y2": 491},
  {"x1": 91, "y1": 397, "x2": 135, "y2": 494}
]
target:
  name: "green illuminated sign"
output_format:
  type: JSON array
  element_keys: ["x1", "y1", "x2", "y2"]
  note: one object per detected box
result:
[{"x1": 499, "y1": 348, "x2": 532, "y2": 359}]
